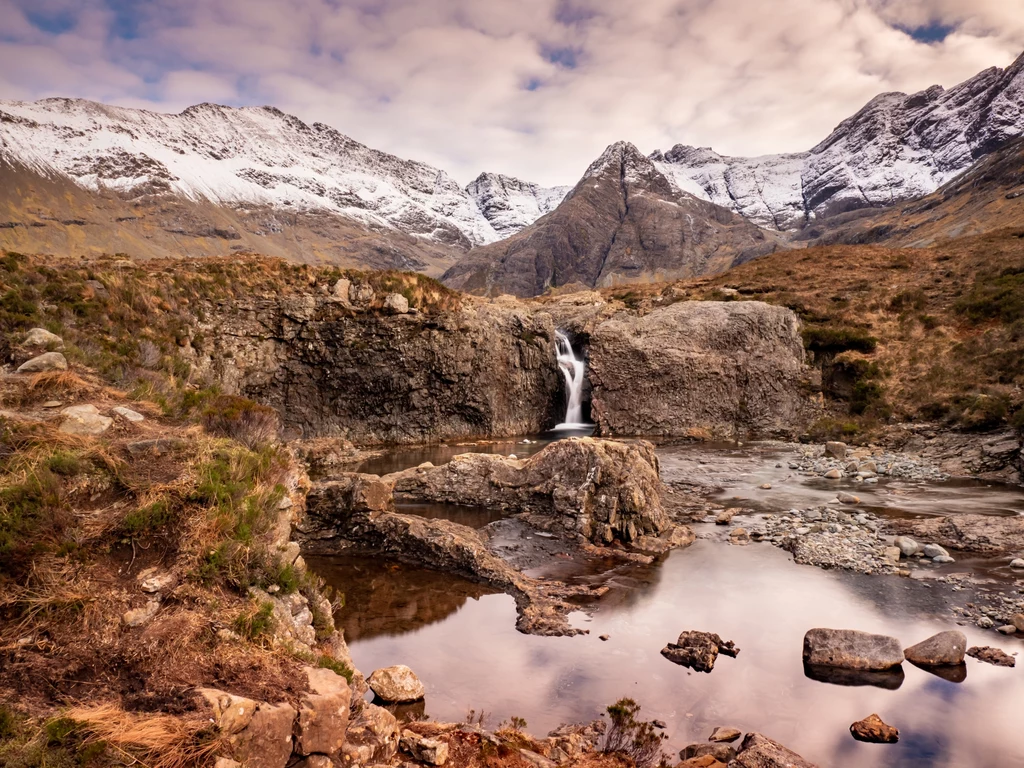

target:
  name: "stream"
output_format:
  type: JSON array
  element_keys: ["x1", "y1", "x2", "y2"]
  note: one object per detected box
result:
[{"x1": 310, "y1": 440, "x2": 1024, "y2": 767}]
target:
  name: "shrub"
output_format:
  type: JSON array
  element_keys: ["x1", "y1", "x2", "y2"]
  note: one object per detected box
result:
[
  {"x1": 201, "y1": 395, "x2": 281, "y2": 449},
  {"x1": 118, "y1": 501, "x2": 176, "y2": 537},
  {"x1": 232, "y1": 601, "x2": 275, "y2": 641},
  {"x1": 0, "y1": 469, "x2": 70, "y2": 576},
  {"x1": 46, "y1": 451, "x2": 84, "y2": 477},
  {"x1": 955, "y1": 265, "x2": 1024, "y2": 324},
  {"x1": 602, "y1": 698, "x2": 666, "y2": 768}
]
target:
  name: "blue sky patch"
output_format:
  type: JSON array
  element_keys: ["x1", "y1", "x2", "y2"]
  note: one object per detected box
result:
[
  {"x1": 25, "y1": 8, "x2": 77, "y2": 35},
  {"x1": 543, "y1": 46, "x2": 579, "y2": 69},
  {"x1": 899, "y1": 22, "x2": 956, "y2": 44}
]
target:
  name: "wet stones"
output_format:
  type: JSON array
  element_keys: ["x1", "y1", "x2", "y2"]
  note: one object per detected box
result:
[
  {"x1": 802, "y1": 628, "x2": 904, "y2": 671},
  {"x1": 661, "y1": 631, "x2": 739, "y2": 673},
  {"x1": 716, "y1": 508, "x2": 739, "y2": 525},
  {"x1": 836, "y1": 492, "x2": 860, "y2": 504},
  {"x1": 823, "y1": 469, "x2": 842, "y2": 480},
  {"x1": 850, "y1": 714, "x2": 898, "y2": 744},
  {"x1": 903, "y1": 630, "x2": 966, "y2": 666},
  {"x1": 367, "y1": 664, "x2": 425, "y2": 703},
  {"x1": 894, "y1": 536, "x2": 920, "y2": 557},
  {"x1": 967, "y1": 646, "x2": 1016, "y2": 667}
]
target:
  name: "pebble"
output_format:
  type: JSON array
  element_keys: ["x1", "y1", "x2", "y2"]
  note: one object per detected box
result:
[
  {"x1": 759, "y1": 483, "x2": 772, "y2": 490},
  {"x1": 824, "y1": 469, "x2": 842, "y2": 480},
  {"x1": 599, "y1": 634, "x2": 610, "y2": 641},
  {"x1": 977, "y1": 616, "x2": 995, "y2": 629}
]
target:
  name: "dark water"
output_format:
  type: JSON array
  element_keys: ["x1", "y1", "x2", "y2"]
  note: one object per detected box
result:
[{"x1": 316, "y1": 543, "x2": 1024, "y2": 768}]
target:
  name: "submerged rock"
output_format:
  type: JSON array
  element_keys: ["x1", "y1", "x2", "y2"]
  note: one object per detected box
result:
[
  {"x1": 904, "y1": 630, "x2": 967, "y2": 666},
  {"x1": 661, "y1": 630, "x2": 739, "y2": 673},
  {"x1": 967, "y1": 646, "x2": 1016, "y2": 667},
  {"x1": 850, "y1": 714, "x2": 899, "y2": 744},
  {"x1": 802, "y1": 628, "x2": 904, "y2": 671},
  {"x1": 368, "y1": 665, "x2": 426, "y2": 703}
]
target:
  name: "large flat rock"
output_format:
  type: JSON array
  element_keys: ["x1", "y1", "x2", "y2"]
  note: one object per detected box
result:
[{"x1": 802, "y1": 628, "x2": 904, "y2": 671}]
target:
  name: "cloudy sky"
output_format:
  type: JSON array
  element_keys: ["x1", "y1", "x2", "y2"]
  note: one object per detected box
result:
[{"x1": 2, "y1": 0, "x2": 1023, "y2": 186}]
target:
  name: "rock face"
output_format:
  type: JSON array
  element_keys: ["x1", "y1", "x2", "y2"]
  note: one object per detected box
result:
[
  {"x1": 850, "y1": 714, "x2": 899, "y2": 744},
  {"x1": 443, "y1": 142, "x2": 782, "y2": 297},
  {"x1": 802, "y1": 628, "x2": 904, "y2": 671},
  {"x1": 390, "y1": 438, "x2": 670, "y2": 545},
  {"x1": 367, "y1": 665, "x2": 425, "y2": 703},
  {"x1": 199, "y1": 689, "x2": 298, "y2": 768},
  {"x1": 904, "y1": 631, "x2": 967, "y2": 666},
  {"x1": 588, "y1": 301, "x2": 809, "y2": 438},
  {"x1": 295, "y1": 668, "x2": 351, "y2": 758},
  {"x1": 652, "y1": 50, "x2": 1024, "y2": 231},
  {"x1": 732, "y1": 733, "x2": 818, "y2": 768},
  {"x1": 194, "y1": 295, "x2": 562, "y2": 445},
  {"x1": 465, "y1": 172, "x2": 570, "y2": 239},
  {"x1": 661, "y1": 631, "x2": 739, "y2": 673},
  {"x1": 341, "y1": 703, "x2": 400, "y2": 765}
]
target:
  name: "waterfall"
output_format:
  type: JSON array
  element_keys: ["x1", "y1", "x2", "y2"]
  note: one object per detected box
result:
[{"x1": 554, "y1": 330, "x2": 587, "y2": 427}]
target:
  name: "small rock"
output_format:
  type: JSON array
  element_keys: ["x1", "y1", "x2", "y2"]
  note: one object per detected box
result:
[
  {"x1": 1010, "y1": 559, "x2": 1024, "y2": 569},
  {"x1": 824, "y1": 469, "x2": 843, "y2": 480},
  {"x1": 967, "y1": 646, "x2": 1016, "y2": 667},
  {"x1": 882, "y1": 546, "x2": 901, "y2": 564},
  {"x1": 859, "y1": 461, "x2": 877, "y2": 474},
  {"x1": 997, "y1": 625, "x2": 1017, "y2": 635},
  {"x1": 904, "y1": 630, "x2": 966, "y2": 666},
  {"x1": 850, "y1": 714, "x2": 898, "y2": 744},
  {"x1": 825, "y1": 441, "x2": 847, "y2": 459},
  {"x1": 138, "y1": 570, "x2": 176, "y2": 594},
  {"x1": 599, "y1": 634, "x2": 610, "y2": 641},
  {"x1": 733, "y1": 734, "x2": 817, "y2": 768},
  {"x1": 1012, "y1": 614, "x2": 1024, "y2": 633},
  {"x1": 17, "y1": 352, "x2": 68, "y2": 373},
  {"x1": 715, "y1": 508, "x2": 739, "y2": 525},
  {"x1": 23, "y1": 328, "x2": 64, "y2": 349},
  {"x1": 894, "y1": 536, "x2": 920, "y2": 557},
  {"x1": 680, "y1": 743, "x2": 736, "y2": 763},
  {"x1": 400, "y1": 731, "x2": 448, "y2": 766},
  {"x1": 661, "y1": 630, "x2": 739, "y2": 673},
  {"x1": 837, "y1": 492, "x2": 860, "y2": 504},
  {"x1": 677, "y1": 755, "x2": 725, "y2": 768},
  {"x1": 384, "y1": 293, "x2": 410, "y2": 314},
  {"x1": 42, "y1": 400, "x2": 62, "y2": 408},
  {"x1": 59, "y1": 404, "x2": 113, "y2": 436},
  {"x1": 977, "y1": 616, "x2": 995, "y2": 629},
  {"x1": 112, "y1": 406, "x2": 145, "y2": 422},
  {"x1": 932, "y1": 555, "x2": 955, "y2": 564},
  {"x1": 923, "y1": 544, "x2": 950, "y2": 559},
  {"x1": 759, "y1": 483, "x2": 772, "y2": 490},
  {"x1": 729, "y1": 527, "x2": 750, "y2": 544},
  {"x1": 708, "y1": 726, "x2": 742, "y2": 743},
  {"x1": 368, "y1": 665, "x2": 425, "y2": 703},
  {"x1": 122, "y1": 600, "x2": 160, "y2": 627}
]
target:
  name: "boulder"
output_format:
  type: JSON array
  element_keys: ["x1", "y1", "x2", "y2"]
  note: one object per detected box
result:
[
  {"x1": 1012, "y1": 558, "x2": 1024, "y2": 569},
  {"x1": 825, "y1": 442, "x2": 847, "y2": 459},
  {"x1": 367, "y1": 665, "x2": 425, "y2": 703},
  {"x1": 678, "y1": 756, "x2": 726, "y2": 768},
  {"x1": 390, "y1": 437, "x2": 672, "y2": 547},
  {"x1": 23, "y1": 328, "x2": 64, "y2": 349},
  {"x1": 400, "y1": 730, "x2": 449, "y2": 765},
  {"x1": 17, "y1": 352, "x2": 68, "y2": 373},
  {"x1": 904, "y1": 630, "x2": 967, "y2": 666},
  {"x1": 967, "y1": 646, "x2": 1016, "y2": 667},
  {"x1": 295, "y1": 667, "x2": 351, "y2": 757},
  {"x1": 894, "y1": 536, "x2": 920, "y2": 557},
  {"x1": 341, "y1": 702, "x2": 400, "y2": 764},
  {"x1": 680, "y1": 743, "x2": 737, "y2": 763},
  {"x1": 330, "y1": 278, "x2": 352, "y2": 306},
  {"x1": 836, "y1": 492, "x2": 860, "y2": 504},
  {"x1": 384, "y1": 293, "x2": 410, "y2": 314},
  {"x1": 1013, "y1": 614, "x2": 1024, "y2": 633},
  {"x1": 922, "y1": 543, "x2": 950, "y2": 559},
  {"x1": 802, "y1": 628, "x2": 904, "y2": 670},
  {"x1": 850, "y1": 714, "x2": 898, "y2": 744},
  {"x1": 661, "y1": 631, "x2": 739, "y2": 673},
  {"x1": 59, "y1": 404, "x2": 113, "y2": 436},
  {"x1": 824, "y1": 469, "x2": 842, "y2": 479},
  {"x1": 733, "y1": 733, "x2": 818, "y2": 768},
  {"x1": 587, "y1": 301, "x2": 809, "y2": 439},
  {"x1": 708, "y1": 726, "x2": 742, "y2": 743}
]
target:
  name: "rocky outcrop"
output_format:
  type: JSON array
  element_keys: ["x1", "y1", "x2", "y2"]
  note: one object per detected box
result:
[
  {"x1": 443, "y1": 142, "x2": 782, "y2": 297},
  {"x1": 192, "y1": 292, "x2": 562, "y2": 444},
  {"x1": 889, "y1": 514, "x2": 1024, "y2": 557},
  {"x1": 389, "y1": 438, "x2": 671, "y2": 545},
  {"x1": 588, "y1": 301, "x2": 809, "y2": 438},
  {"x1": 367, "y1": 665, "x2": 425, "y2": 703},
  {"x1": 733, "y1": 733, "x2": 818, "y2": 767},
  {"x1": 661, "y1": 631, "x2": 739, "y2": 673}
]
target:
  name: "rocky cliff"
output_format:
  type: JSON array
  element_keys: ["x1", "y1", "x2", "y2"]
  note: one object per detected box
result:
[
  {"x1": 442, "y1": 142, "x2": 783, "y2": 297},
  {"x1": 589, "y1": 301, "x2": 810, "y2": 439}
]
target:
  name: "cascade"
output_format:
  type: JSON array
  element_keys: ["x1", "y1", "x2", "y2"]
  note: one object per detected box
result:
[{"x1": 554, "y1": 330, "x2": 588, "y2": 428}]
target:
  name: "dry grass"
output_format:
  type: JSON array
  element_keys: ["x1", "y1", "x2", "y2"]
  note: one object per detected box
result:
[{"x1": 63, "y1": 703, "x2": 223, "y2": 768}]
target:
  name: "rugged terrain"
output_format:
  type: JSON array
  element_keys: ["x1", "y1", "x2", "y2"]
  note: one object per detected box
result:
[
  {"x1": 653, "y1": 49, "x2": 1024, "y2": 230},
  {"x1": 442, "y1": 143, "x2": 783, "y2": 297}
]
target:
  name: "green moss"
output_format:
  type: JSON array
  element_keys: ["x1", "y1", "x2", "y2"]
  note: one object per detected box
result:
[
  {"x1": 233, "y1": 601, "x2": 275, "y2": 641},
  {"x1": 46, "y1": 451, "x2": 85, "y2": 478},
  {"x1": 118, "y1": 500, "x2": 176, "y2": 537},
  {"x1": 317, "y1": 655, "x2": 355, "y2": 683}
]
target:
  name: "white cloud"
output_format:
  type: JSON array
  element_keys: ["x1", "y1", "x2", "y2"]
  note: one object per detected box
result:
[{"x1": 1, "y1": 0, "x2": 1022, "y2": 186}]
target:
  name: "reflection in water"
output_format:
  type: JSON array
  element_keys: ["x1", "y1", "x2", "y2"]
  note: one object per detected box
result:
[
  {"x1": 318, "y1": 543, "x2": 1024, "y2": 768},
  {"x1": 356, "y1": 439, "x2": 552, "y2": 476},
  {"x1": 803, "y1": 663, "x2": 906, "y2": 690},
  {"x1": 305, "y1": 555, "x2": 496, "y2": 642},
  {"x1": 394, "y1": 502, "x2": 508, "y2": 529}
]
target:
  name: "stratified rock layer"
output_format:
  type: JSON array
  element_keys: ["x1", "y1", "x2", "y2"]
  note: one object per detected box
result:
[{"x1": 589, "y1": 301, "x2": 808, "y2": 438}]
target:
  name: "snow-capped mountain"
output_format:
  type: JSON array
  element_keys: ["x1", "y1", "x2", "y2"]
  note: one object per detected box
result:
[
  {"x1": 465, "y1": 173, "x2": 570, "y2": 239},
  {"x1": 0, "y1": 98, "x2": 502, "y2": 248},
  {"x1": 653, "y1": 49, "x2": 1024, "y2": 230}
]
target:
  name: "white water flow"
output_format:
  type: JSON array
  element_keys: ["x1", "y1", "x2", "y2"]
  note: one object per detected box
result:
[{"x1": 554, "y1": 331, "x2": 588, "y2": 428}]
